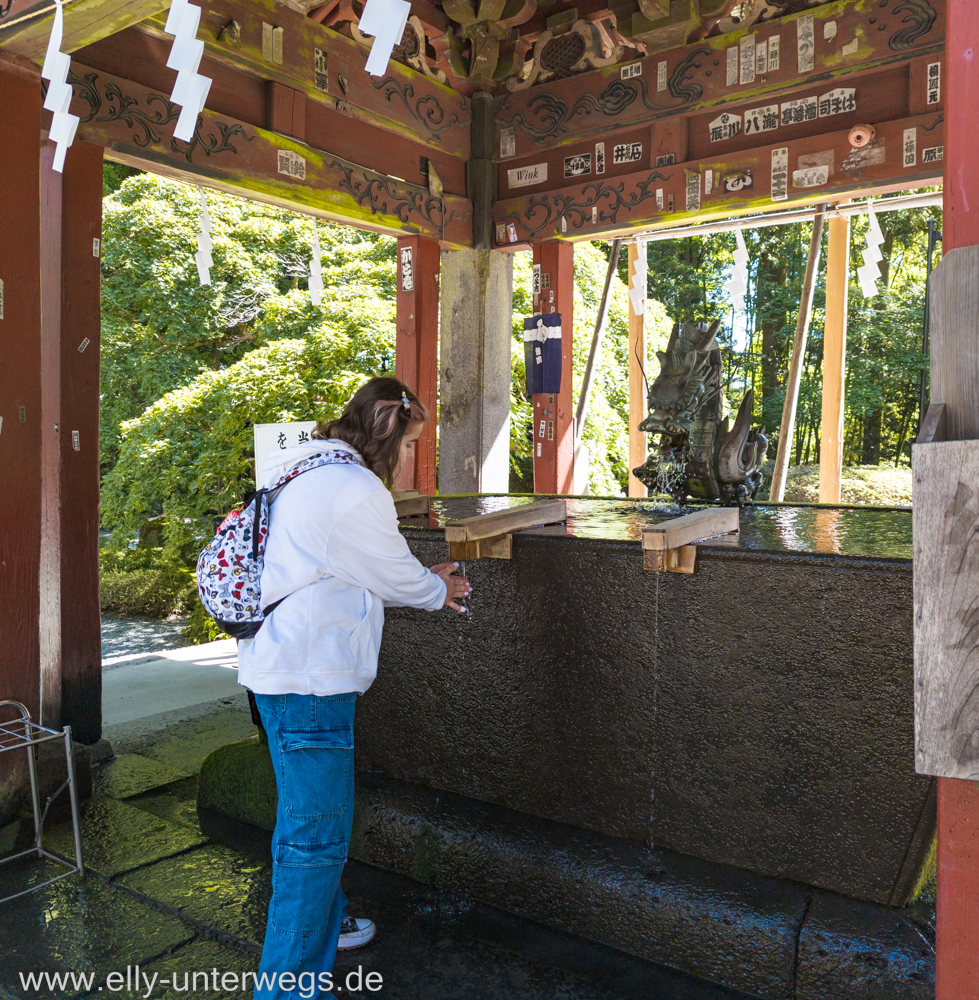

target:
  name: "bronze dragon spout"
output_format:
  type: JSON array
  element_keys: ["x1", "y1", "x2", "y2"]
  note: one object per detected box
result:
[{"x1": 633, "y1": 319, "x2": 767, "y2": 505}]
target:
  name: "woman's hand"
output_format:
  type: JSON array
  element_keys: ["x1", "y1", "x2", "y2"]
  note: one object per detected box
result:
[{"x1": 431, "y1": 562, "x2": 472, "y2": 612}]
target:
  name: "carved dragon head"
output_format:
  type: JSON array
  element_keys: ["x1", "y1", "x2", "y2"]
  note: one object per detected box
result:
[{"x1": 639, "y1": 320, "x2": 721, "y2": 437}]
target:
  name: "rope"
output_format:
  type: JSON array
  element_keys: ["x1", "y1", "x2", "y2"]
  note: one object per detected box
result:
[{"x1": 0, "y1": 0, "x2": 75, "y2": 35}]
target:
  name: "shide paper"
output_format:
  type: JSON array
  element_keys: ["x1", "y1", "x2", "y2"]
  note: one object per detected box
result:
[
  {"x1": 857, "y1": 202, "x2": 884, "y2": 299},
  {"x1": 727, "y1": 228, "x2": 749, "y2": 305},
  {"x1": 164, "y1": 0, "x2": 213, "y2": 142},
  {"x1": 196, "y1": 189, "x2": 213, "y2": 285},
  {"x1": 359, "y1": 0, "x2": 411, "y2": 77},
  {"x1": 41, "y1": 2, "x2": 80, "y2": 172},
  {"x1": 629, "y1": 241, "x2": 647, "y2": 316},
  {"x1": 309, "y1": 224, "x2": 323, "y2": 306}
]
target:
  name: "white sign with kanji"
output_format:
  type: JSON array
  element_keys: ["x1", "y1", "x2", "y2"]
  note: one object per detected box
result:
[
  {"x1": 744, "y1": 104, "x2": 779, "y2": 135},
  {"x1": 254, "y1": 422, "x2": 320, "y2": 481},
  {"x1": 927, "y1": 61, "x2": 941, "y2": 106},
  {"x1": 613, "y1": 141, "x2": 643, "y2": 164},
  {"x1": 708, "y1": 112, "x2": 742, "y2": 142},
  {"x1": 781, "y1": 96, "x2": 818, "y2": 126},
  {"x1": 818, "y1": 88, "x2": 856, "y2": 118},
  {"x1": 771, "y1": 147, "x2": 789, "y2": 201}
]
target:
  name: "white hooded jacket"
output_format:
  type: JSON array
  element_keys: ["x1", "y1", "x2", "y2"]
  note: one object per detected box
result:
[{"x1": 237, "y1": 439, "x2": 446, "y2": 697}]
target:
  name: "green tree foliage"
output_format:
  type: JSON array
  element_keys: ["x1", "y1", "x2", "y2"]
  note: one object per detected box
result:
[
  {"x1": 100, "y1": 174, "x2": 395, "y2": 470},
  {"x1": 101, "y1": 331, "x2": 391, "y2": 558},
  {"x1": 640, "y1": 200, "x2": 937, "y2": 474}
]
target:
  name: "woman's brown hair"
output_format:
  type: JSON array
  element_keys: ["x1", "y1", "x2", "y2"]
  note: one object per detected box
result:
[{"x1": 313, "y1": 377, "x2": 426, "y2": 485}]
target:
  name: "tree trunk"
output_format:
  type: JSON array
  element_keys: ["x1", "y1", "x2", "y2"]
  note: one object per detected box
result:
[{"x1": 861, "y1": 408, "x2": 883, "y2": 465}]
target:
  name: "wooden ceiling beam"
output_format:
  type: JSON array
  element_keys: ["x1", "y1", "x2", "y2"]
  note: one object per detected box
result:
[
  {"x1": 492, "y1": 109, "x2": 945, "y2": 244},
  {"x1": 136, "y1": 0, "x2": 470, "y2": 157},
  {"x1": 74, "y1": 27, "x2": 469, "y2": 196},
  {"x1": 496, "y1": 0, "x2": 945, "y2": 158},
  {"x1": 65, "y1": 61, "x2": 473, "y2": 246},
  {"x1": 0, "y1": 0, "x2": 169, "y2": 62}
]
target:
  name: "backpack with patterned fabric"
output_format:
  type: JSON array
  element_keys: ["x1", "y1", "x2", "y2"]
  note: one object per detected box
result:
[{"x1": 195, "y1": 448, "x2": 361, "y2": 639}]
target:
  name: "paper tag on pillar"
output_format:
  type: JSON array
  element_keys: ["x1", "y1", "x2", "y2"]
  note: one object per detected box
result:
[
  {"x1": 797, "y1": 14, "x2": 815, "y2": 73},
  {"x1": 903, "y1": 128, "x2": 917, "y2": 168},
  {"x1": 400, "y1": 246, "x2": 413, "y2": 291},
  {"x1": 0, "y1": 278, "x2": 4, "y2": 320},
  {"x1": 685, "y1": 170, "x2": 701, "y2": 211},
  {"x1": 771, "y1": 147, "x2": 789, "y2": 201},
  {"x1": 71, "y1": 431, "x2": 80, "y2": 451}
]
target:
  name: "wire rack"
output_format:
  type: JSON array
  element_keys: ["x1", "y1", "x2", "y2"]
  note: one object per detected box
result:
[{"x1": 0, "y1": 700, "x2": 84, "y2": 904}]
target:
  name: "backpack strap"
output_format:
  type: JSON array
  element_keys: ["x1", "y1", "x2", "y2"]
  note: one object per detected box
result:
[
  {"x1": 266, "y1": 447, "x2": 363, "y2": 497},
  {"x1": 255, "y1": 448, "x2": 364, "y2": 617}
]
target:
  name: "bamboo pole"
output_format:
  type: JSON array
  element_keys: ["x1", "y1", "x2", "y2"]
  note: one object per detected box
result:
[
  {"x1": 818, "y1": 214, "x2": 850, "y2": 504},
  {"x1": 628, "y1": 242, "x2": 648, "y2": 498},
  {"x1": 769, "y1": 209, "x2": 825, "y2": 501},
  {"x1": 575, "y1": 238, "x2": 623, "y2": 440}
]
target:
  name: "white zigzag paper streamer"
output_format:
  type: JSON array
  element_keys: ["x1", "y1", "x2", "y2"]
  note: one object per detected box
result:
[
  {"x1": 857, "y1": 202, "x2": 884, "y2": 298},
  {"x1": 359, "y1": 0, "x2": 411, "y2": 76},
  {"x1": 41, "y1": 2, "x2": 80, "y2": 173},
  {"x1": 628, "y1": 241, "x2": 647, "y2": 316},
  {"x1": 309, "y1": 224, "x2": 323, "y2": 306},
  {"x1": 195, "y1": 189, "x2": 213, "y2": 285},
  {"x1": 164, "y1": 0, "x2": 213, "y2": 142},
  {"x1": 727, "y1": 228, "x2": 749, "y2": 303}
]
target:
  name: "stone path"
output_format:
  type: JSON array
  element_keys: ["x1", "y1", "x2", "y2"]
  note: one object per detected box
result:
[
  {"x1": 101, "y1": 615, "x2": 190, "y2": 663},
  {"x1": 0, "y1": 704, "x2": 754, "y2": 1000}
]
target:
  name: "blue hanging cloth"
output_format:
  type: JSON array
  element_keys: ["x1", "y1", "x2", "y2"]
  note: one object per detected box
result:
[{"x1": 523, "y1": 313, "x2": 562, "y2": 395}]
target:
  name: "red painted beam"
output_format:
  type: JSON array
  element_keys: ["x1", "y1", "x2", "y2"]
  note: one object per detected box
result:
[
  {"x1": 531, "y1": 241, "x2": 574, "y2": 495},
  {"x1": 495, "y1": 110, "x2": 945, "y2": 244},
  {"x1": 937, "y1": 3, "x2": 979, "y2": 997},
  {"x1": 395, "y1": 235, "x2": 440, "y2": 496}
]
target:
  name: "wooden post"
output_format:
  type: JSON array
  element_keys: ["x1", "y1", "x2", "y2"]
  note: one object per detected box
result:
[
  {"x1": 628, "y1": 242, "x2": 648, "y2": 498},
  {"x1": 55, "y1": 141, "x2": 104, "y2": 743},
  {"x1": 0, "y1": 55, "x2": 43, "y2": 801},
  {"x1": 437, "y1": 249, "x2": 513, "y2": 494},
  {"x1": 818, "y1": 214, "x2": 849, "y2": 505},
  {"x1": 931, "y1": 4, "x2": 979, "y2": 994},
  {"x1": 532, "y1": 241, "x2": 574, "y2": 495},
  {"x1": 769, "y1": 210, "x2": 825, "y2": 502},
  {"x1": 395, "y1": 235, "x2": 439, "y2": 495},
  {"x1": 40, "y1": 140, "x2": 104, "y2": 737}
]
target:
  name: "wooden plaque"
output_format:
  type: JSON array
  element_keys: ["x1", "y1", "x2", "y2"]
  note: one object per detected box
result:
[{"x1": 914, "y1": 439, "x2": 979, "y2": 778}]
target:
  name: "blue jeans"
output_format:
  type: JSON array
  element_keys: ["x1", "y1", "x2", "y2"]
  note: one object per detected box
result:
[{"x1": 254, "y1": 692, "x2": 357, "y2": 1000}]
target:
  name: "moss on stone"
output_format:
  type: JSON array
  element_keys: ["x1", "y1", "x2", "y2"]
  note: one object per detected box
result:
[{"x1": 197, "y1": 736, "x2": 277, "y2": 832}]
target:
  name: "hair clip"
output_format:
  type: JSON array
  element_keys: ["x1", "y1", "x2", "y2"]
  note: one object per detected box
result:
[{"x1": 401, "y1": 392, "x2": 410, "y2": 411}]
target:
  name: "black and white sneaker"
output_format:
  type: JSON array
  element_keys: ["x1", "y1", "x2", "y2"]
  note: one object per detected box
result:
[{"x1": 337, "y1": 916, "x2": 376, "y2": 950}]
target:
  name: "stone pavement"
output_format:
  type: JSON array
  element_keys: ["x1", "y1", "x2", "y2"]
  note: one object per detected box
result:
[{"x1": 0, "y1": 697, "x2": 754, "y2": 1000}]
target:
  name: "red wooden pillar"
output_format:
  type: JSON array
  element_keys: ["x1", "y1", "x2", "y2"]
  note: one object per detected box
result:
[
  {"x1": 0, "y1": 59, "x2": 43, "y2": 695},
  {"x1": 531, "y1": 241, "x2": 574, "y2": 495},
  {"x1": 0, "y1": 55, "x2": 43, "y2": 773},
  {"x1": 937, "y1": 4, "x2": 979, "y2": 997},
  {"x1": 395, "y1": 235, "x2": 439, "y2": 495},
  {"x1": 47, "y1": 141, "x2": 103, "y2": 742}
]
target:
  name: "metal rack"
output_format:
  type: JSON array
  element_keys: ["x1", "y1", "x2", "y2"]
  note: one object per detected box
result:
[{"x1": 0, "y1": 700, "x2": 84, "y2": 904}]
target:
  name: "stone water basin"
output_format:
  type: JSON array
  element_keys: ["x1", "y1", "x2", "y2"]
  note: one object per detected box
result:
[{"x1": 358, "y1": 495, "x2": 926, "y2": 907}]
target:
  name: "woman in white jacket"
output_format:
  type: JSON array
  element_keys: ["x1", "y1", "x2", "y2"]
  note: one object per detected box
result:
[{"x1": 238, "y1": 377, "x2": 469, "y2": 999}]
